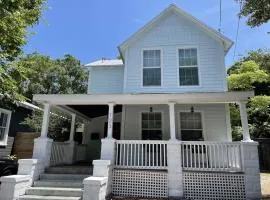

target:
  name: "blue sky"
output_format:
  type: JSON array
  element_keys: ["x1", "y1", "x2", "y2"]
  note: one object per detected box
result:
[{"x1": 24, "y1": 0, "x2": 270, "y2": 67}]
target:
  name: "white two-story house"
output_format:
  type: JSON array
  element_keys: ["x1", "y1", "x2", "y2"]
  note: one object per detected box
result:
[{"x1": 0, "y1": 4, "x2": 261, "y2": 200}]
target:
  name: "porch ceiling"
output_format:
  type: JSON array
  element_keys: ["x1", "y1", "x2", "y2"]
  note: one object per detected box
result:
[
  {"x1": 66, "y1": 105, "x2": 122, "y2": 118},
  {"x1": 33, "y1": 91, "x2": 254, "y2": 105}
]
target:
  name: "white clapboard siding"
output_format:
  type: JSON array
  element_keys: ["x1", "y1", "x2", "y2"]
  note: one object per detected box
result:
[
  {"x1": 124, "y1": 12, "x2": 227, "y2": 93},
  {"x1": 88, "y1": 66, "x2": 124, "y2": 94}
]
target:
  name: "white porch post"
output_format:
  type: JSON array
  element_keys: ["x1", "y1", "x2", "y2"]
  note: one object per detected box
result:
[
  {"x1": 33, "y1": 103, "x2": 53, "y2": 168},
  {"x1": 167, "y1": 102, "x2": 183, "y2": 198},
  {"x1": 101, "y1": 103, "x2": 116, "y2": 161},
  {"x1": 106, "y1": 103, "x2": 115, "y2": 139},
  {"x1": 69, "y1": 114, "x2": 76, "y2": 142},
  {"x1": 238, "y1": 101, "x2": 253, "y2": 142},
  {"x1": 168, "y1": 102, "x2": 176, "y2": 140},
  {"x1": 40, "y1": 104, "x2": 51, "y2": 138},
  {"x1": 67, "y1": 113, "x2": 76, "y2": 164}
]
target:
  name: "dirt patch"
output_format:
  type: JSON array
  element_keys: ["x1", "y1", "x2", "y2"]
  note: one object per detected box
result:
[{"x1": 261, "y1": 173, "x2": 270, "y2": 198}]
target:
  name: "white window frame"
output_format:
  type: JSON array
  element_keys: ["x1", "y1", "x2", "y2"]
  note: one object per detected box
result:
[
  {"x1": 176, "y1": 46, "x2": 201, "y2": 87},
  {"x1": 140, "y1": 110, "x2": 164, "y2": 140},
  {"x1": 178, "y1": 110, "x2": 205, "y2": 141},
  {"x1": 0, "y1": 108, "x2": 12, "y2": 146},
  {"x1": 141, "y1": 48, "x2": 163, "y2": 88}
]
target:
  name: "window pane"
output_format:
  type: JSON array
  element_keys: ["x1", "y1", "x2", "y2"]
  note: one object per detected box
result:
[
  {"x1": 0, "y1": 128, "x2": 5, "y2": 140},
  {"x1": 155, "y1": 120, "x2": 162, "y2": 129},
  {"x1": 143, "y1": 50, "x2": 161, "y2": 67},
  {"x1": 143, "y1": 68, "x2": 161, "y2": 86},
  {"x1": 0, "y1": 113, "x2": 4, "y2": 127},
  {"x1": 179, "y1": 67, "x2": 199, "y2": 86},
  {"x1": 142, "y1": 113, "x2": 148, "y2": 120},
  {"x1": 179, "y1": 48, "x2": 197, "y2": 66},
  {"x1": 155, "y1": 113, "x2": 161, "y2": 120},
  {"x1": 2, "y1": 113, "x2": 8, "y2": 127},
  {"x1": 180, "y1": 112, "x2": 202, "y2": 130},
  {"x1": 142, "y1": 120, "x2": 148, "y2": 129},
  {"x1": 149, "y1": 113, "x2": 155, "y2": 120}
]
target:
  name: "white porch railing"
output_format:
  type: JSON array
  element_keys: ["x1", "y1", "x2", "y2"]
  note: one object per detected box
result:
[
  {"x1": 115, "y1": 140, "x2": 168, "y2": 169},
  {"x1": 181, "y1": 141, "x2": 243, "y2": 172},
  {"x1": 50, "y1": 142, "x2": 71, "y2": 166},
  {"x1": 74, "y1": 144, "x2": 87, "y2": 162}
]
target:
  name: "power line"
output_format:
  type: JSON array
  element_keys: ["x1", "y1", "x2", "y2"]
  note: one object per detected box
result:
[
  {"x1": 233, "y1": 1, "x2": 243, "y2": 61},
  {"x1": 218, "y1": 0, "x2": 222, "y2": 33}
]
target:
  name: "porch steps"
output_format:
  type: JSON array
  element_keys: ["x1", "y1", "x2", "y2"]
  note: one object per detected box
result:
[{"x1": 19, "y1": 166, "x2": 92, "y2": 200}]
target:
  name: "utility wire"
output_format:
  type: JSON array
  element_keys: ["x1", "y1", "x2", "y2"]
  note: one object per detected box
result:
[
  {"x1": 233, "y1": 1, "x2": 243, "y2": 61},
  {"x1": 218, "y1": 0, "x2": 222, "y2": 33}
]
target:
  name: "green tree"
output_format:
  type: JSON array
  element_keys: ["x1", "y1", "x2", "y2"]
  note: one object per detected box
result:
[
  {"x1": 0, "y1": 0, "x2": 46, "y2": 103},
  {"x1": 236, "y1": 0, "x2": 270, "y2": 27},
  {"x1": 228, "y1": 53, "x2": 270, "y2": 139},
  {"x1": 228, "y1": 60, "x2": 269, "y2": 91},
  {"x1": 17, "y1": 53, "x2": 88, "y2": 99},
  {"x1": 21, "y1": 108, "x2": 72, "y2": 141}
]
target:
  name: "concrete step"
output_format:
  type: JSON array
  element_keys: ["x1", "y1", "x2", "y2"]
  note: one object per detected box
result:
[
  {"x1": 40, "y1": 173, "x2": 89, "y2": 181},
  {"x1": 19, "y1": 195, "x2": 81, "y2": 200},
  {"x1": 45, "y1": 166, "x2": 92, "y2": 174},
  {"x1": 34, "y1": 180, "x2": 83, "y2": 188},
  {"x1": 25, "y1": 187, "x2": 82, "y2": 197}
]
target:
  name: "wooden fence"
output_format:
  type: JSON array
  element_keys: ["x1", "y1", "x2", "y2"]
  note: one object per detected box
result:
[{"x1": 255, "y1": 138, "x2": 270, "y2": 172}]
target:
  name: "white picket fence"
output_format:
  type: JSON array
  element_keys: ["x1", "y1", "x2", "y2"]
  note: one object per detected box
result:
[
  {"x1": 115, "y1": 140, "x2": 168, "y2": 169},
  {"x1": 114, "y1": 140, "x2": 243, "y2": 172}
]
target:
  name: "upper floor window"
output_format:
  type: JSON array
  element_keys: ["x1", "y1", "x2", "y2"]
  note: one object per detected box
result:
[
  {"x1": 143, "y1": 50, "x2": 161, "y2": 86},
  {"x1": 178, "y1": 48, "x2": 199, "y2": 86},
  {"x1": 0, "y1": 108, "x2": 11, "y2": 146}
]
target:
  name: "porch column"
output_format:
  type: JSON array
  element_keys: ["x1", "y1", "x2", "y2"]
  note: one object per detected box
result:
[
  {"x1": 40, "y1": 103, "x2": 51, "y2": 138},
  {"x1": 67, "y1": 113, "x2": 76, "y2": 164},
  {"x1": 69, "y1": 114, "x2": 76, "y2": 142},
  {"x1": 238, "y1": 101, "x2": 253, "y2": 142},
  {"x1": 168, "y1": 102, "x2": 177, "y2": 140},
  {"x1": 33, "y1": 103, "x2": 53, "y2": 168},
  {"x1": 107, "y1": 103, "x2": 115, "y2": 139},
  {"x1": 100, "y1": 103, "x2": 116, "y2": 161}
]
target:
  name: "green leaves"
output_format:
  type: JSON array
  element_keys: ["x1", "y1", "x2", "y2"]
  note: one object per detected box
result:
[
  {"x1": 0, "y1": 0, "x2": 46, "y2": 103},
  {"x1": 236, "y1": 0, "x2": 270, "y2": 27},
  {"x1": 16, "y1": 52, "x2": 88, "y2": 99},
  {"x1": 228, "y1": 61, "x2": 269, "y2": 91}
]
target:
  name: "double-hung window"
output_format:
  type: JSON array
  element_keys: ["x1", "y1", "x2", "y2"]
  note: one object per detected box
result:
[
  {"x1": 178, "y1": 48, "x2": 199, "y2": 86},
  {"x1": 180, "y1": 112, "x2": 203, "y2": 141},
  {"x1": 141, "y1": 112, "x2": 162, "y2": 140},
  {"x1": 0, "y1": 108, "x2": 12, "y2": 146},
  {"x1": 143, "y1": 50, "x2": 161, "y2": 86}
]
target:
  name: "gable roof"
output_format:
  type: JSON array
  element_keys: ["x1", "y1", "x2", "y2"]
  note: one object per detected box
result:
[
  {"x1": 85, "y1": 59, "x2": 123, "y2": 67},
  {"x1": 118, "y1": 4, "x2": 233, "y2": 57}
]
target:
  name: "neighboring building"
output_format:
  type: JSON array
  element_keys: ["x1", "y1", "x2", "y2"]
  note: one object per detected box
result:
[
  {"x1": 0, "y1": 103, "x2": 35, "y2": 158},
  {"x1": 0, "y1": 4, "x2": 261, "y2": 200}
]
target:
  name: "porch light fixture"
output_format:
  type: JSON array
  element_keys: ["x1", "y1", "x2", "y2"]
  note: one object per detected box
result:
[
  {"x1": 190, "y1": 106, "x2": 194, "y2": 113},
  {"x1": 149, "y1": 106, "x2": 153, "y2": 113}
]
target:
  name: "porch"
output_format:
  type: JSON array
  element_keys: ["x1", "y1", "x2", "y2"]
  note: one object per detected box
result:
[
  {"x1": 34, "y1": 91, "x2": 260, "y2": 200},
  {"x1": 0, "y1": 91, "x2": 261, "y2": 200}
]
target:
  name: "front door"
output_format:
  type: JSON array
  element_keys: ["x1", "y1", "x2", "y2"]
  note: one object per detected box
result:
[{"x1": 104, "y1": 122, "x2": 121, "y2": 140}]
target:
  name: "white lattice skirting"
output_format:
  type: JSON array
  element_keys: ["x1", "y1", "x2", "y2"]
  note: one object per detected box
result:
[
  {"x1": 183, "y1": 171, "x2": 246, "y2": 200},
  {"x1": 112, "y1": 169, "x2": 168, "y2": 198}
]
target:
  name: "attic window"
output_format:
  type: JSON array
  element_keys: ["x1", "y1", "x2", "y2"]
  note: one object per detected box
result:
[
  {"x1": 143, "y1": 50, "x2": 161, "y2": 86},
  {"x1": 178, "y1": 48, "x2": 199, "y2": 86}
]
